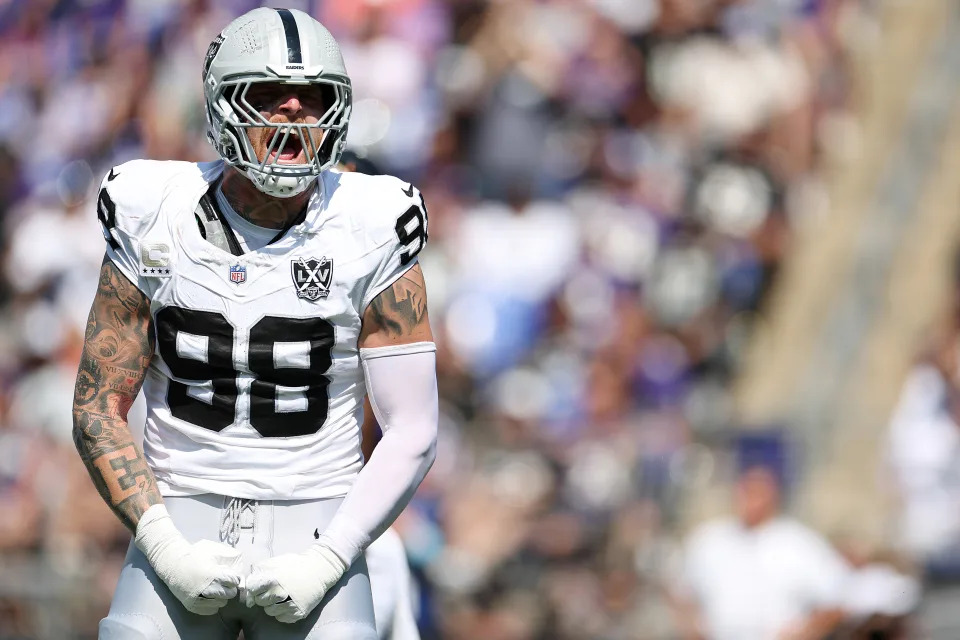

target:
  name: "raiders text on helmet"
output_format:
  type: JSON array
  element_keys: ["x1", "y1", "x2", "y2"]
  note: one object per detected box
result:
[{"x1": 202, "y1": 8, "x2": 352, "y2": 198}]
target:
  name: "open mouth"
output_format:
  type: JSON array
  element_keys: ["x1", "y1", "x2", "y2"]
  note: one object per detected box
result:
[{"x1": 268, "y1": 131, "x2": 304, "y2": 163}]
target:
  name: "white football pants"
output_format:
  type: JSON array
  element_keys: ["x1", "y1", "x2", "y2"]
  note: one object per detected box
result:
[
  {"x1": 98, "y1": 493, "x2": 377, "y2": 640},
  {"x1": 366, "y1": 527, "x2": 421, "y2": 640}
]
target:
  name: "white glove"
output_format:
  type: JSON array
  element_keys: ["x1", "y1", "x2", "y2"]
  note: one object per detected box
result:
[
  {"x1": 244, "y1": 541, "x2": 348, "y2": 623},
  {"x1": 135, "y1": 504, "x2": 243, "y2": 616}
]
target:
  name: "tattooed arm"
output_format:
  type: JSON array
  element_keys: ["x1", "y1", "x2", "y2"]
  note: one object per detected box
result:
[
  {"x1": 359, "y1": 263, "x2": 433, "y2": 348},
  {"x1": 73, "y1": 259, "x2": 244, "y2": 615},
  {"x1": 73, "y1": 256, "x2": 161, "y2": 532},
  {"x1": 356, "y1": 263, "x2": 431, "y2": 460}
]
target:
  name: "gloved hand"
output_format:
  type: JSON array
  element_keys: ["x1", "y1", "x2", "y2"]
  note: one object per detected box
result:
[
  {"x1": 135, "y1": 504, "x2": 243, "y2": 615},
  {"x1": 244, "y1": 541, "x2": 348, "y2": 623}
]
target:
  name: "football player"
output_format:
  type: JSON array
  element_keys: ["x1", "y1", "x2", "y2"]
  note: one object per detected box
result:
[
  {"x1": 343, "y1": 149, "x2": 424, "y2": 640},
  {"x1": 72, "y1": 8, "x2": 436, "y2": 640}
]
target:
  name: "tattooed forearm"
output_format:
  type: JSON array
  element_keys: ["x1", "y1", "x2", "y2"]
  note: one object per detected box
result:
[
  {"x1": 362, "y1": 264, "x2": 433, "y2": 345},
  {"x1": 73, "y1": 257, "x2": 161, "y2": 532},
  {"x1": 73, "y1": 410, "x2": 161, "y2": 530}
]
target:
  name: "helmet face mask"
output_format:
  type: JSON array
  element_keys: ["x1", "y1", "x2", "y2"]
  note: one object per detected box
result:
[{"x1": 202, "y1": 8, "x2": 352, "y2": 198}]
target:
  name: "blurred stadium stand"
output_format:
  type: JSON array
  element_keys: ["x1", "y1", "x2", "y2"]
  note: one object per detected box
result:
[
  {"x1": 5, "y1": 0, "x2": 960, "y2": 638},
  {"x1": 732, "y1": 0, "x2": 960, "y2": 536}
]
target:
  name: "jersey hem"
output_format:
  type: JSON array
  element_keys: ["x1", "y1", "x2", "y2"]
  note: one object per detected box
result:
[{"x1": 156, "y1": 478, "x2": 353, "y2": 501}]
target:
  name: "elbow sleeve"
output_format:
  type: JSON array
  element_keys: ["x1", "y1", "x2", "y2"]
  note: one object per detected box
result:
[{"x1": 361, "y1": 341, "x2": 438, "y2": 449}]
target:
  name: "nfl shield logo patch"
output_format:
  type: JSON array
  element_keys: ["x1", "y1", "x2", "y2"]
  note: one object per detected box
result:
[
  {"x1": 291, "y1": 257, "x2": 332, "y2": 301},
  {"x1": 229, "y1": 264, "x2": 246, "y2": 284}
]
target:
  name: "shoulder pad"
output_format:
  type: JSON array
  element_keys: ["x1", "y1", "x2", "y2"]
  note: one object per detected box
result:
[
  {"x1": 328, "y1": 172, "x2": 428, "y2": 266},
  {"x1": 96, "y1": 160, "x2": 204, "y2": 242}
]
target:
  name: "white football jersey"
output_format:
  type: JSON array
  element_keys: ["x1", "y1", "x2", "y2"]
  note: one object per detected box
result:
[{"x1": 95, "y1": 159, "x2": 428, "y2": 500}]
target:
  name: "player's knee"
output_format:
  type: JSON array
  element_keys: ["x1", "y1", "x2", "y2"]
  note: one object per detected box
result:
[
  {"x1": 99, "y1": 614, "x2": 164, "y2": 640},
  {"x1": 307, "y1": 620, "x2": 378, "y2": 640}
]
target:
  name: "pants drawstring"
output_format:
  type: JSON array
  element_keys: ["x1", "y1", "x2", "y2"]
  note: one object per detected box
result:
[{"x1": 219, "y1": 497, "x2": 257, "y2": 546}]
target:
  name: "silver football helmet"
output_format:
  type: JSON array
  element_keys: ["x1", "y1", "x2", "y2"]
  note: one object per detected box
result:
[{"x1": 202, "y1": 8, "x2": 352, "y2": 198}]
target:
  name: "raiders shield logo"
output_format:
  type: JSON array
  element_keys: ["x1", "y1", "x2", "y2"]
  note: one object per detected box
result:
[
  {"x1": 202, "y1": 33, "x2": 225, "y2": 79},
  {"x1": 291, "y1": 257, "x2": 332, "y2": 301}
]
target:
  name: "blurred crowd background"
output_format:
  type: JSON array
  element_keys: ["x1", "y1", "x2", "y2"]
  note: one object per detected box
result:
[{"x1": 4, "y1": 0, "x2": 960, "y2": 638}]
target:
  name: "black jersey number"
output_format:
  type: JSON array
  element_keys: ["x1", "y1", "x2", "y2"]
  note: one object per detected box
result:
[
  {"x1": 97, "y1": 186, "x2": 120, "y2": 250},
  {"x1": 395, "y1": 188, "x2": 428, "y2": 266},
  {"x1": 155, "y1": 308, "x2": 237, "y2": 432},
  {"x1": 98, "y1": 168, "x2": 121, "y2": 250},
  {"x1": 155, "y1": 307, "x2": 335, "y2": 438}
]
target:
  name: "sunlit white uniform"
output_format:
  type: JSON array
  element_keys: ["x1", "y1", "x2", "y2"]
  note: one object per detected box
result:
[
  {"x1": 98, "y1": 159, "x2": 427, "y2": 500},
  {"x1": 96, "y1": 159, "x2": 429, "y2": 640}
]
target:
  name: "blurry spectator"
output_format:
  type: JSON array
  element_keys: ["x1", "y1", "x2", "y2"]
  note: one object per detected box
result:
[
  {"x1": 885, "y1": 324, "x2": 960, "y2": 565},
  {"x1": 0, "y1": 420, "x2": 42, "y2": 552},
  {"x1": 672, "y1": 463, "x2": 850, "y2": 640},
  {"x1": 838, "y1": 541, "x2": 920, "y2": 640},
  {"x1": 445, "y1": 184, "x2": 579, "y2": 375}
]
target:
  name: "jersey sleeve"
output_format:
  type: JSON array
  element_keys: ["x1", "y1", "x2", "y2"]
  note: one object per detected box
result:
[
  {"x1": 95, "y1": 161, "x2": 163, "y2": 293},
  {"x1": 360, "y1": 180, "x2": 429, "y2": 311}
]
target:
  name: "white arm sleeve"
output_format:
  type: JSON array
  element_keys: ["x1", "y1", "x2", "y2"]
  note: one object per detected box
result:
[{"x1": 318, "y1": 342, "x2": 438, "y2": 565}]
